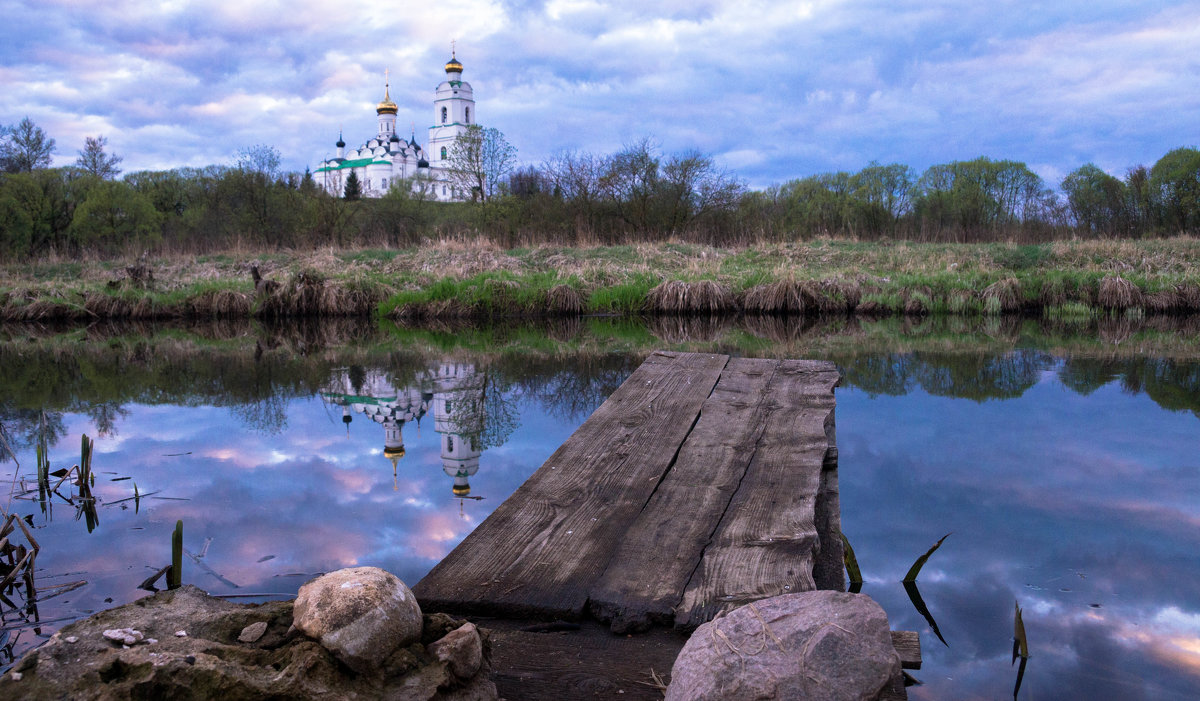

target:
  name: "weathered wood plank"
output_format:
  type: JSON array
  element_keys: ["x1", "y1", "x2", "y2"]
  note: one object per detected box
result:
[
  {"x1": 891, "y1": 630, "x2": 922, "y2": 669},
  {"x1": 674, "y1": 360, "x2": 839, "y2": 629},
  {"x1": 485, "y1": 619, "x2": 686, "y2": 701},
  {"x1": 812, "y1": 406, "x2": 845, "y2": 591},
  {"x1": 415, "y1": 351, "x2": 730, "y2": 620},
  {"x1": 588, "y1": 357, "x2": 781, "y2": 632}
]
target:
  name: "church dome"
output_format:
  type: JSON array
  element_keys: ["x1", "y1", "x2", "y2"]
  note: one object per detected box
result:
[
  {"x1": 445, "y1": 53, "x2": 463, "y2": 74},
  {"x1": 390, "y1": 134, "x2": 401, "y2": 143},
  {"x1": 336, "y1": 132, "x2": 345, "y2": 148},
  {"x1": 383, "y1": 445, "x2": 406, "y2": 459},
  {"x1": 377, "y1": 84, "x2": 398, "y2": 115},
  {"x1": 452, "y1": 483, "x2": 470, "y2": 497}
]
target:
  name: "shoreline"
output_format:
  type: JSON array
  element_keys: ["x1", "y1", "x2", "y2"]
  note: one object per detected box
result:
[{"x1": 2, "y1": 239, "x2": 1199, "y2": 322}]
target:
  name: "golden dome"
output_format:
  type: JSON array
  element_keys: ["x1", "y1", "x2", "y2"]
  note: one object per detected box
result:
[
  {"x1": 376, "y1": 85, "x2": 398, "y2": 115},
  {"x1": 383, "y1": 445, "x2": 406, "y2": 458},
  {"x1": 452, "y1": 484, "x2": 471, "y2": 496},
  {"x1": 445, "y1": 53, "x2": 463, "y2": 74}
]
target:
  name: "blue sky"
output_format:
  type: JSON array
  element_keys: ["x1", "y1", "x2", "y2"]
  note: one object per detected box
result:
[{"x1": 1, "y1": 0, "x2": 1197, "y2": 188}]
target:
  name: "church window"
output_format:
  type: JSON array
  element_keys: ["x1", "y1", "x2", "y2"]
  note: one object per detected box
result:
[
  {"x1": 441, "y1": 146, "x2": 447, "y2": 160},
  {"x1": 441, "y1": 106, "x2": 447, "y2": 124},
  {"x1": 447, "y1": 436, "x2": 455, "y2": 453},
  {"x1": 465, "y1": 107, "x2": 470, "y2": 123},
  {"x1": 445, "y1": 400, "x2": 453, "y2": 414},
  {"x1": 382, "y1": 178, "x2": 387, "y2": 189}
]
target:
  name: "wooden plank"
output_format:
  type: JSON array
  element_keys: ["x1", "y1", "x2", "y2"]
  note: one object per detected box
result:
[
  {"x1": 674, "y1": 360, "x2": 839, "y2": 629},
  {"x1": 812, "y1": 406, "x2": 845, "y2": 591},
  {"x1": 588, "y1": 357, "x2": 781, "y2": 633},
  {"x1": 891, "y1": 630, "x2": 922, "y2": 669},
  {"x1": 416, "y1": 351, "x2": 730, "y2": 620},
  {"x1": 485, "y1": 619, "x2": 686, "y2": 700}
]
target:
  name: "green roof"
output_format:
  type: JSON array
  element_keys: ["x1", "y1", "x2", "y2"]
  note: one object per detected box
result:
[{"x1": 315, "y1": 157, "x2": 393, "y2": 173}]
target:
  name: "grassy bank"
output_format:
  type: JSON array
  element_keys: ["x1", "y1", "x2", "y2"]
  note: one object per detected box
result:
[{"x1": 3, "y1": 238, "x2": 1200, "y2": 321}]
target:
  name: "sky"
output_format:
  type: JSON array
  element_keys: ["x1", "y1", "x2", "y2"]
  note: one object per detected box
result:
[{"x1": 1, "y1": 0, "x2": 1197, "y2": 189}]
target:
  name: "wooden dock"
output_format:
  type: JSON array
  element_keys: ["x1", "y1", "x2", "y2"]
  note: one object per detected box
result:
[{"x1": 415, "y1": 350, "x2": 917, "y2": 699}]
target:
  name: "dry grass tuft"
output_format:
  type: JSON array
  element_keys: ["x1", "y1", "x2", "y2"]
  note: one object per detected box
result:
[
  {"x1": 741, "y1": 280, "x2": 803, "y2": 313},
  {"x1": 1098, "y1": 275, "x2": 1144, "y2": 311},
  {"x1": 646, "y1": 280, "x2": 736, "y2": 314},
  {"x1": 546, "y1": 284, "x2": 583, "y2": 315},
  {"x1": 982, "y1": 277, "x2": 1022, "y2": 313}
]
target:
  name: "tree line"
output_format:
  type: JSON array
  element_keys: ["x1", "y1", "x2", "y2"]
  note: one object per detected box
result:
[{"x1": 1, "y1": 114, "x2": 1198, "y2": 259}]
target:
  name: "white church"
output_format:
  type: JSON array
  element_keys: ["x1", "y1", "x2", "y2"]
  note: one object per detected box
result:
[{"x1": 315, "y1": 51, "x2": 476, "y2": 201}]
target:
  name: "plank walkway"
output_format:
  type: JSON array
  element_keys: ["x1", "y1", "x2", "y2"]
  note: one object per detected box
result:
[
  {"x1": 415, "y1": 350, "x2": 917, "y2": 699},
  {"x1": 416, "y1": 350, "x2": 843, "y2": 631}
]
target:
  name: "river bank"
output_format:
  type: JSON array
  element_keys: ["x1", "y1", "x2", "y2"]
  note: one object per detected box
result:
[{"x1": 2, "y1": 238, "x2": 1199, "y2": 322}]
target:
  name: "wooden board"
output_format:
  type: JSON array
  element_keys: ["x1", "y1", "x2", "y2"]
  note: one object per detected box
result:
[
  {"x1": 588, "y1": 357, "x2": 780, "y2": 632},
  {"x1": 415, "y1": 351, "x2": 730, "y2": 620},
  {"x1": 485, "y1": 619, "x2": 686, "y2": 700},
  {"x1": 674, "y1": 360, "x2": 840, "y2": 629}
]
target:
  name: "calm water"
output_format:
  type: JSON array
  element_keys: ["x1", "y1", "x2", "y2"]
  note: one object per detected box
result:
[{"x1": 1, "y1": 319, "x2": 1198, "y2": 699}]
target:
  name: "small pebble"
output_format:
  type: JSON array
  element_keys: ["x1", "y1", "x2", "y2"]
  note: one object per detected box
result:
[
  {"x1": 10, "y1": 672, "x2": 22, "y2": 681},
  {"x1": 185, "y1": 655, "x2": 196, "y2": 665},
  {"x1": 146, "y1": 638, "x2": 158, "y2": 644},
  {"x1": 175, "y1": 630, "x2": 188, "y2": 637},
  {"x1": 65, "y1": 636, "x2": 79, "y2": 644}
]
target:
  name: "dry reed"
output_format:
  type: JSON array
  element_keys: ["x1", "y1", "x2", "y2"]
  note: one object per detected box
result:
[
  {"x1": 646, "y1": 280, "x2": 736, "y2": 314},
  {"x1": 1098, "y1": 276, "x2": 1144, "y2": 311}
]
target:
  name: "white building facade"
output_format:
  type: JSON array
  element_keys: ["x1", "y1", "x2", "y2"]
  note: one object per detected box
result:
[{"x1": 315, "y1": 53, "x2": 476, "y2": 201}]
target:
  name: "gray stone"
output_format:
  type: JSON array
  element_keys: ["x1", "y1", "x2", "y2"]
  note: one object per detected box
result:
[
  {"x1": 666, "y1": 591, "x2": 900, "y2": 701},
  {"x1": 238, "y1": 621, "x2": 268, "y2": 643},
  {"x1": 292, "y1": 566, "x2": 423, "y2": 674},
  {"x1": 428, "y1": 623, "x2": 483, "y2": 680},
  {"x1": 102, "y1": 628, "x2": 144, "y2": 646}
]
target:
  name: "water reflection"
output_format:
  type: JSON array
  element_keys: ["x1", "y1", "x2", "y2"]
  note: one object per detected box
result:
[
  {"x1": 323, "y1": 363, "x2": 488, "y2": 499},
  {"x1": 0, "y1": 317, "x2": 1198, "y2": 698}
]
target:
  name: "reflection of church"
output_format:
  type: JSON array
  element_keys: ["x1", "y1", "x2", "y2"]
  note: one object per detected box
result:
[{"x1": 323, "y1": 364, "x2": 485, "y2": 497}]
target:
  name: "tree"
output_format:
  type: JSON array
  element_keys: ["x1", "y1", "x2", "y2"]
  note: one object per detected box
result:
[
  {"x1": 75, "y1": 135, "x2": 123, "y2": 179},
  {"x1": 69, "y1": 180, "x2": 161, "y2": 252},
  {"x1": 343, "y1": 170, "x2": 362, "y2": 201},
  {"x1": 1149, "y1": 147, "x2": 1200, "y2": 233},
  {"x1": 1, "y1": 117, "x2": 55, "y2": 172},
  {"x1": 234, "y1": 144, "x2": 281, "y2": 179},
  {"x1": 447, "y1": 125, "x2": 517, "y2": 202},
  {"x1": 1061, "y1": 164, "x2": 1127, "y2": 236}
]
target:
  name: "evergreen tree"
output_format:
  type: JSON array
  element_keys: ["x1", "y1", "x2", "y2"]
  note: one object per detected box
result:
[
  {"x1": 76, "y1": 135, "x2": 123, "y2": 179},
  {"x1": 343, "y1": 170, "x2": 362, "y2": 201}
]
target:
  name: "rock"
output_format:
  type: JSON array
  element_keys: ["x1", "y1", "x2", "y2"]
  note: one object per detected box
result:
[
  {"x1": 666, "y1": 591, "x2": 900, "y2": 701},
  {"x1": 238, "y1": 621, "x2": 268, "y2": 643},
  {"x1": 174, "y1": 630, "x2": 187, "y2": 637},
  {"x1": 292, "y1": 566, "x2": 423, "y2": 674},
  {"x1": 9, "y1": 672, "x2": 21, "y2": 681},
  {"x1": 428, "y1": 623, "x2": 483, "y2": 680},
  {"x1": 0, "y1": 583, "x2": 497, "y2": 700},
  {"x1": 64, "y1": 637, "x2": 78, "y2": 644},
  {"x1": 102, "y1": 628, "x2": 144, "y2": 646}
]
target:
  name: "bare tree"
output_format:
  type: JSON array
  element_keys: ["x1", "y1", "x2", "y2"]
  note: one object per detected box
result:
[
  {"x1": 76, "y1": 135, "x2": 123, "y2": 179},
  {"x1": 1, "y1": 116, "x2": 55, "y2": 172},
  {"x1": 446, "y1": 125, "x2": 516, "y2": 202}
]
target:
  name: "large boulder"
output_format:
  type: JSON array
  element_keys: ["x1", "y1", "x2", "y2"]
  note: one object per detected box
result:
[
  {"x1": 292, "y1": 566, "x2": 423, "y2": 674},
  {"x1": 666, "y1": 591, "x2": 900, "y2": 701}
]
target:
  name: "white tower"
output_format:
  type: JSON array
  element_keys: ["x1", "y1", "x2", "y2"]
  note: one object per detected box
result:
[
  {"x1": 432, "y1": 363, "x2": 483, "y2": 497},
  {"x1": 428, "y1": 49, "x2": 475, "y2": 174}
]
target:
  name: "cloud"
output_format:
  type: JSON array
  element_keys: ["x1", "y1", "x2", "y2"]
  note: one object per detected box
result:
[{"x1": 1, "y1": 1, "x2": 1197, "y2": 193}]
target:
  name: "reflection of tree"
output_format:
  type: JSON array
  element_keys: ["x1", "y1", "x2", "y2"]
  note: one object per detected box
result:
[
  {"x1": 85, "y1": 402, "x2": 129, "y2": 438},
  {"x1": 838, "y1": 354, "x2": 912, "y2": 398},
  {"x1": 1124, "y1": 358, "x2": 1200, "y2": 418},
  {"x1": 1057, "y1": 358, "x2": 1122, "y2": 396},
  {"x1": 229, "y1": 393, "x2": 289, "y2": 434},
  {"x1": 839, "y1": 351, "x2": 1053, "y2": 402},
  {"x1": 0, "y1": 408, "x2": 66, "y2": 460},
  {"x1": 489, "y1": 354, "x2": 639, "y2": 424}
]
